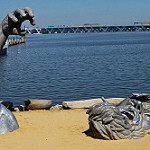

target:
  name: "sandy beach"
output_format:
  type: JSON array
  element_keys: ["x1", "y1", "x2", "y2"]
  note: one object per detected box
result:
[{"x1": 0, "y1": 109, "x2": 150, "y2": 150}]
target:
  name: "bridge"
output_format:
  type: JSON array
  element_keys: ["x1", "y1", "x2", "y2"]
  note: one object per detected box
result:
[{"x1": 25, "y1": 25, "x2": 150, "y2": 34}]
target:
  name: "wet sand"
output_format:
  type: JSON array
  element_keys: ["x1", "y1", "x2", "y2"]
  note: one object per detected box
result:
[{"x1": 0, "y1": 109, "x2": 150, "y2": 150}]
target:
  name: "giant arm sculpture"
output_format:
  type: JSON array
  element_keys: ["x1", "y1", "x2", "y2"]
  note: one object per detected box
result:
[
  {"x1": 86, "y1": 94, "x2": 150, "y2": 139},
  {"x1": 0, "y1": 7, "x2": 35, "y2": 52},
  {"x1": 0, "y1": 7, "x2": 35, "y2": 134}
]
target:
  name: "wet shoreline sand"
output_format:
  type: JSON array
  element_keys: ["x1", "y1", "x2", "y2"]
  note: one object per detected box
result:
[{"x1": 0, "y1": 109, "x2": 150, "y2": 150}]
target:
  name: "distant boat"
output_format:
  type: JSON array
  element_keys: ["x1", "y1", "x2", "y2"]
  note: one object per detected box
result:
[{"x1": 0, "y1": 42, "x2": 8, "y2": 56}]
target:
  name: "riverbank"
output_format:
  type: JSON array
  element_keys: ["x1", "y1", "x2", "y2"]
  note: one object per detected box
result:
[{"x1": 0, "y1": 109, "x2": 150, "y2": 150}]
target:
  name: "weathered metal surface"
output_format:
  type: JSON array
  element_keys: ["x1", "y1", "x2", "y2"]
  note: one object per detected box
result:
[
  {"x1": 0, "y1": 104, "x2": 19, "y2": 134},
  {"x1": 86, "y1": 94, "x2": 150, "y2": 140}
]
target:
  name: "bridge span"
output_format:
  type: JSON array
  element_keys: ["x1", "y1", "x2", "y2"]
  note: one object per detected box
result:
[{"x1": 25, "y1": 25, "x2": 150, "y2": 34}]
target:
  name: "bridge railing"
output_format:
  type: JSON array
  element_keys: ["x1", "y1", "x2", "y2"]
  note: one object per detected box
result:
[{"x1": 25, "y1": 25, "x2": 150, "y2": 34}]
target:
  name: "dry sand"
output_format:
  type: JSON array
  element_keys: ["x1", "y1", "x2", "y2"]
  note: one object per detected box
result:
[{"x1": 0, "y1": 109, "x2": 150, "y2": 150}]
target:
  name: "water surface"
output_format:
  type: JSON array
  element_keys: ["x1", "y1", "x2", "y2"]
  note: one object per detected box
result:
[{"x1": 0, "y1": 32, "x2": 150, "y2": 106}]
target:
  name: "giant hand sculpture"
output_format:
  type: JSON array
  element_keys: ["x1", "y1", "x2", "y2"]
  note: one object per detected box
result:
[{"x1": 0, "y1": 7, "x2": 35, "y2": 51}]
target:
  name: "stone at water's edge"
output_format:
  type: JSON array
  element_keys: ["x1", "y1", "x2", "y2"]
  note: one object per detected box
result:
[
  {"x1": 24, "y1": 99, "x2": 52, "y2": 110},
  {"x1": 14, "y1": 105, "x2": 27, "y2": 111},
  {"x1": 105, "y1": 98, "x2": 125, "y2": 105},
  {"x1": 62, "y1": 98, "x2": 125, "y2": 109},
  {"x1": 0, "y1": 101, "x2": 14, "y2": 111},
  {"x1": 49, "y1": 104, "x2": 63, "y2": 110}
]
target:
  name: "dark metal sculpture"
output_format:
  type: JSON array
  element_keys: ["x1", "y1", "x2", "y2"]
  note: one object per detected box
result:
[
  {"x1": 86, "y1": 94, "x2": 150, "y2": 139},
  {"x1": 0, "y1": 104, "x2": 19, "y2": 134},
  {"x1": 0, "y1": 7, "x2": 35, "y2": 52}
]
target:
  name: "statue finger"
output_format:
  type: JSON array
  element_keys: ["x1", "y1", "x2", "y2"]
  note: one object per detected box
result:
[
  {"x1": 29, "y1": 17, "x2": 35, "y2": 26},
  {"x1": 8, "y1": 12, "x2": 18, "y2": 23},
  {"x1": 22, "y1": 7, "x2": 35, "y2": 25},
  {"x1": 14, "y1": 8, "x2": 26, "y2": 19},
  {"x1": 11, "y1": 28, "x2": 19, "y2": 35},
  {"x1": 23, "y1": 7, "x2": 34, "y2": 17},
  {"x1": 11, "y1": 27, "x2": 25, "y2": 36}
]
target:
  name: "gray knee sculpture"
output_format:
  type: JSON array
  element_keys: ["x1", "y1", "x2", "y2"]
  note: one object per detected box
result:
[
  {"x1": 86, "y1": 94, "x2": 150, "y2": 140},
  {"x1": 0, "y1": 104, "x2": 19, "y2": 134}
]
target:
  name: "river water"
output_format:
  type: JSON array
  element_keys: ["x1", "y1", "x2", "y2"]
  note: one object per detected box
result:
[{"x1": 0, "y1": 32, "x2": 150, "y2": 106}]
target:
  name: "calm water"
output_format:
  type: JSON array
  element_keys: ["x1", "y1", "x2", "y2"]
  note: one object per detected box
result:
[{"x1": 0, "y1": 32, "x2": 150, "y2": 106}]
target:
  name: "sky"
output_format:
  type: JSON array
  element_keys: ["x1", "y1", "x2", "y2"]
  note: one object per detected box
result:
[{"x1": 0, "y1": 0, "x2": 150, "y2": 28}]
